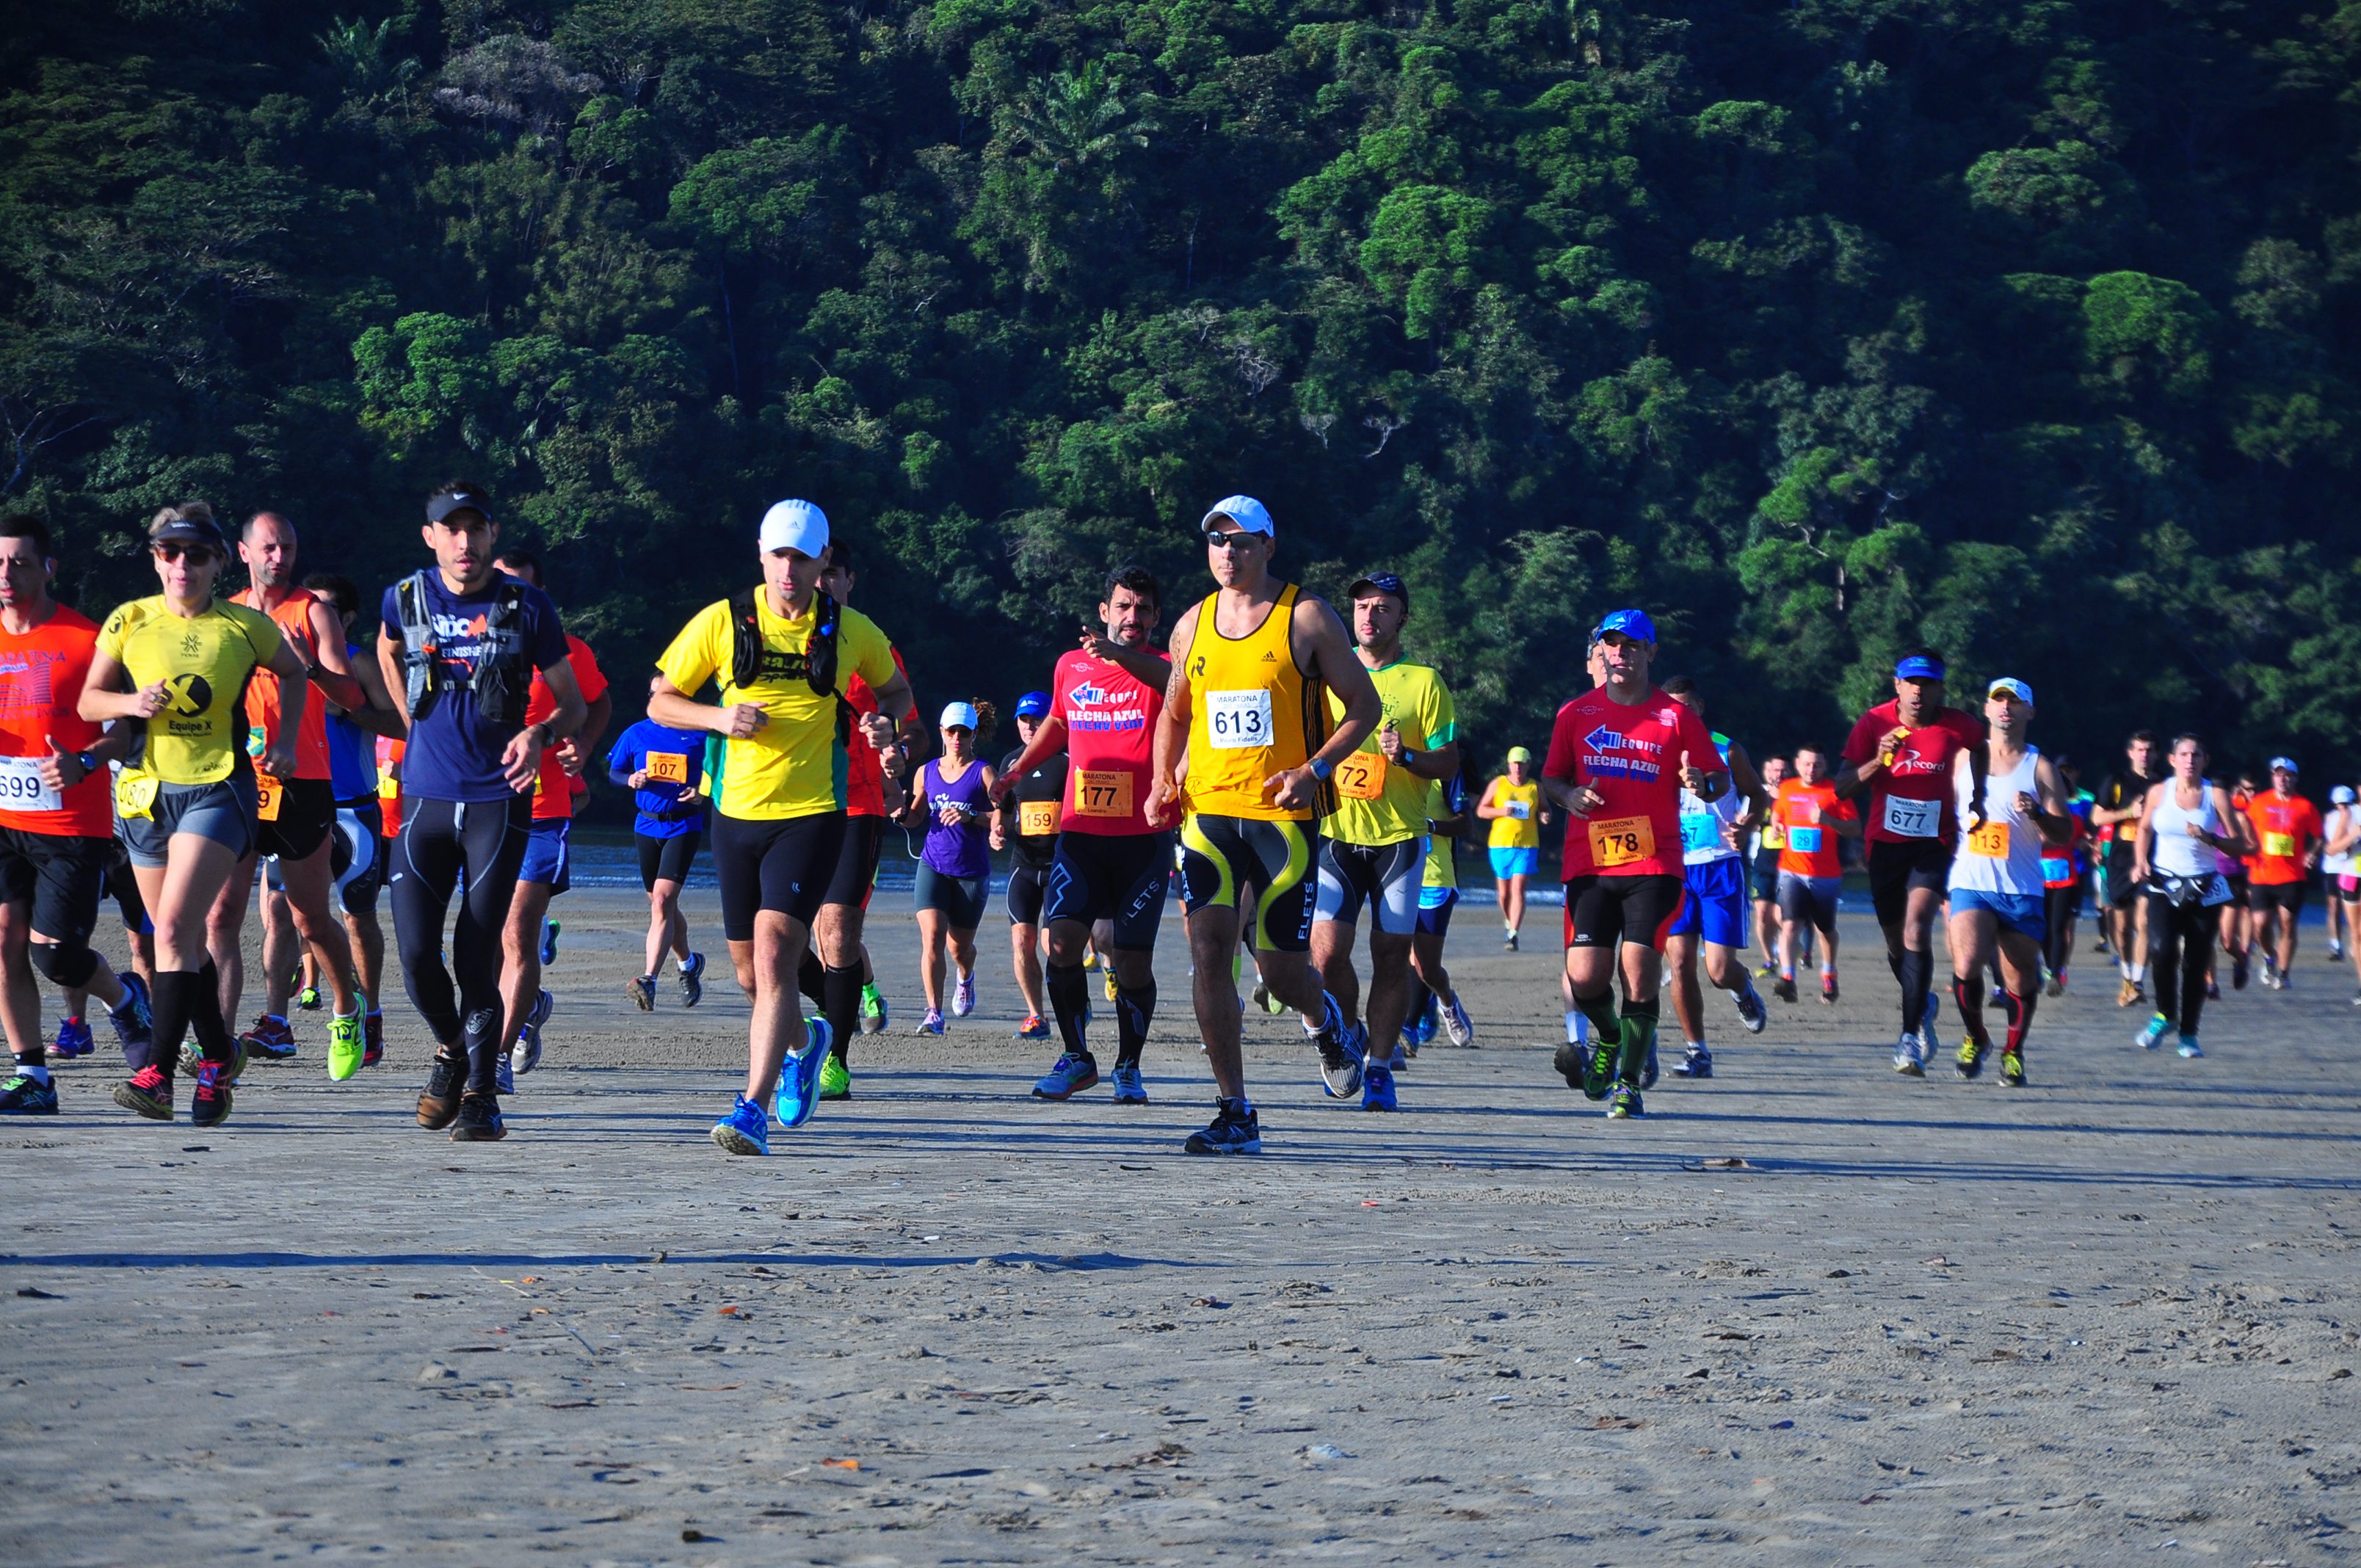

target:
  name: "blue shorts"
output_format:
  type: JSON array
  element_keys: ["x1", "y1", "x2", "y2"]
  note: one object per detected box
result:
[
  {"x1": 1950, "y1": 886, "x2": 2046, "y2": 944},
  {"x1": 518, "y1": 817, "x2": 572, "y2": 893},
  {"x1": 1489, "y1": 846, "x2": 1538, "y2": 879},
  {"x1": 1667, "y1": 857, "x2": 1749, "y2": 947},
  {"x1": 1415, "y1": 887, "x2": 1457, "y2": 936}
]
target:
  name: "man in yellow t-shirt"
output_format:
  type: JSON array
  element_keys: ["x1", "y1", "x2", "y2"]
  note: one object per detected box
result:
[
  {"x1": 1310, "y1": 572, "x2": 1458, "y2": 1112},
  {"x1": 649, "y1": 499, "x2": 913, "y2": 1156}
]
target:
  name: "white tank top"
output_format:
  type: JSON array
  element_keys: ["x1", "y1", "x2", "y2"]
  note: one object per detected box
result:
[
  {"x1": 1678, "y1": 733, "x2": 1742, "y2": 865},
  {"x1": 2324, "y1": 807, "x2": 2353, "y2": 875},
  {"x1": 1949, "y1": 745, "x2": 2045, "y2": 896},
  {"x1": 2150, "y1": 779, "x2": 2225, "y2": 881}
]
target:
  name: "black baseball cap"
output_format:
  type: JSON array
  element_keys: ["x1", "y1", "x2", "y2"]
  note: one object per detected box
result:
[
  {"x1": 148, "y1": 513, "x2": 228, "y2": 551},
  {"x1": 1346, "y1": 571, "x2": 1410, "y2": 617},
  {"x1": 426, "y1": 486, "x2": 493, "y2": 525}
]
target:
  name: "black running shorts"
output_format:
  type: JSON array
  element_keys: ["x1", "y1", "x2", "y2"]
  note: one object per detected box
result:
[
  {"x1": 821, "y1": 813, "x2": 885, "y2": 911},
  {"x1": 257, "y1": 776, "x2": 336, "y2": 863},
  {"x1": 713, "y1": 811, "x2": 844, "y2": 940},
  {"x1": 637, "y1": 830, "x2": 702, "y2": 891},
  {"x1": 1868, "y1": 838, "x2": 1953, "y2": 929},
  {"x1": 1044, "y1": 830, "x2": 1172, "y2": 951},
  {"x1": 1562, "y1": 873, "x2": 1687, "y2": 953},
  {"x1": 0, "y1": 827, "x2": 108, "y2": 947},
  {"x1": 1180, "y1": 814, "x2": 1314, "y2": 954}
]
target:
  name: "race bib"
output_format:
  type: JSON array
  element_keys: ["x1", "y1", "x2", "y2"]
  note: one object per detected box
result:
[
  {"x1": 2263, "y1": 830, "x2": 2296, "y2": 858},
  {"x1": 0, "y1": 756, "x2": 63, "y2": 813},
  {"x1": 1019, "y1": 799, "x2": 1059, "y2": 835},
  {"x1": 1333, "y1": 751, "x2": 1387, "y2": 801},
  {"x1": 1762, "y1": 821, "x2": 1786, "y2": 849},
  {"x1": 647, "y1": 751, "x2": 691, "y2": 786},
  {"x1": 1073, "y1": 769, "x2": 1134, "y2": 820},
  {"x1": 2041, "y1": 855, "x2": 2072, "y2": 882},
  {"x1": 115, "y1": 770, "x2": 159, "y2": 821},
  {"x1": 1881, "y1": 794, "x2": 1942, "y2": 838},
  {"x1": 377, "y1": 772, "x2": 399, "y2": 802},
  {"x1": 1204, "y1": 689, "x2": 1273, "y2": 749},
  {"x1": 1587, "y1": 814, "x2": 1655, "y2": 868},
  {"x1": 255, "y1": 772, "x2": 284, "y2": 823},
  {"x1": 2115, "y1": 821, "x2": 2138, "y2": 841},
  {"x1": 1506, "y1": 799, "x2": 1531, "y2": 821},
  {"x1": 1966, "y1": 819, "x2": 2009, "y2": 857},
  {"x1": 1679, "y1": 811, "x2": 1722, "y2": 853},
  {"x1": 1787, "y1": 824, "x2": 1823, "y2": 856}
]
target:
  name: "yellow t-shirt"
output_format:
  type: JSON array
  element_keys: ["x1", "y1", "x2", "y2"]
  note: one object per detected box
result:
[
  {"x1": 1487, "y1": 777, "x2": 1542, "y2": 849},
  {"x1": 97, "y1": 597, "x2": 283, "y2": 785},
  {"x1": 1421, "y1": 777, "x2": 1457, "y2": 893},
  {"x1": 656, "y1": 592, "x2": 896, "y2": 821},
  {"x1": 1322, "y1": 658, "x2": 1455, "y2": 846}
]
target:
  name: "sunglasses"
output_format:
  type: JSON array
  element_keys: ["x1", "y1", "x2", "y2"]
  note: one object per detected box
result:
[
  {"x1": 1205, "y1": 531, "x2": 1263, "y2": 551},
  {"x1": 153, "y1": 543, "x2": 219, "y2": 563}
]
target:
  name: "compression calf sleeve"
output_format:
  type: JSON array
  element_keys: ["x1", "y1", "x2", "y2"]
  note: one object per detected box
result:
[
  {"x1": 1114, "y1": 978, "x2": 1156, "y2": 1070},
  {"x1": 797, "y1": 950, "x2": 827, "y2": 1011},
  {"x1": 147, "y1": 969, "x2": 194, "y2": 1078},
  {"x1": 1045, "y1": 962, "x2": 1092, "y2": 1060},
  {"x1": 1575, "y1": 987, "x2": 1621, "y2": 1047},
  {"x1": 2003, "y1": 990, "x2": 2034, "y2": 1057},
  {"x1": 1615, "y1": 998, "x2": 1659, "y2": 1086},
  {"x1": 1899, "y1": 948, "x2": 1932, "y2": 1037},
  {"x1": 820, "y1": 964, "x2": 862, "y2": 1061},
  {"x1": 189, "y1": 961, "x2": 233, "y2": 1068},
  {"x1": 1950, "y1": 975, "x2": 1992, "y2": 1055}
]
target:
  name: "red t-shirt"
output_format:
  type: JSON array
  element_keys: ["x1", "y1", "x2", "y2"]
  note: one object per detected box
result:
[
  {"x1": 2042, "y1": 813, "x2": 2085, "y2": 889},
  {"x1": 1841, "y1": 700, "x2": 1984, "y2": 845},
  {"x1": 1540, "y1": 686, "x2": 1723, "y2": 878},
  {"x1": 238, "y1": 588, "x2": 332, "y2": 782},
  {"x1": 0, "y1": 604, "x2": 113, "y2": 838},
  {"x1": 844, "y1": 646, "x2": 910, "y2": 819},
  {"x1": 527, "y1": 635, "x2": 608, "y2": 821},
  {"x1": 374, "y1": 734, "x2": 405, "y2": 835},
  {"x1": 1774, "y1": 779, "x2": 1853, "y2": 878},
  {"x1": 1053, "y1": 645, "x2": 1168, "y2": 835},
  {"x1": 2245, "y1": 791, "x2": 2321, "y2": 885}
]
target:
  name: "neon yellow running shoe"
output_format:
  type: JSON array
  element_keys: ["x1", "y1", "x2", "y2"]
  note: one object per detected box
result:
[
  {"x1": 327, "y1": 1014, "x2": 366, "y2": 1081},
  {"x1": 818, "y1": 1052, "x2": 851, "y2": 1100}
]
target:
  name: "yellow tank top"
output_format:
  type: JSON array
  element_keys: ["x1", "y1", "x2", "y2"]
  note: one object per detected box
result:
[
  {"x1": 1488, "y1": 777, "x2": 1542, "y2": 848},
  {"x1": 1182, "y1": 583, "x2": 1323, "y2": 821}
]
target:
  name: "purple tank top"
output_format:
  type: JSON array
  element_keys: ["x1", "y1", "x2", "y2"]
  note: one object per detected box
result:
[{"x1": 921, "y1": 757, "x2": 991, "y2": 878}]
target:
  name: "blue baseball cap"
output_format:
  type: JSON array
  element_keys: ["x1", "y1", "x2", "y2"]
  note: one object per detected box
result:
[
  {"x1": 2269, "y1": 755, "x2": 2299, "y2": 774},
  {"x1": 1896, "y1": 654, "x2": 1946, "y2": 681},
  {"x1": 1591, "y1": 608, "x2": 1656, "y2": 645},
  {"x1": 1200, "y1": 496, "x2": 1274, "y2": 535},
  {"x1": 1015, "y1": 691, "x2": 1051, "y2": 719}
]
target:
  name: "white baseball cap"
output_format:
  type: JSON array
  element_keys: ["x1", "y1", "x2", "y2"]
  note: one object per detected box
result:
[
  {"x1": 758, "y1": 498, "x2": 829, "y2": 557},
  {"x1": 1200, "y1": 495, "x2": 1274, "y2": 535},
  {"x1": 939, "y1": 701, "x2": 979, "y2": 731}
]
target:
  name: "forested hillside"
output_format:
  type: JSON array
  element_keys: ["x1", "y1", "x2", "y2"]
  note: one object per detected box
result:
[{"x1": 5, "y1": 0, "x2": 2360, "y2": 769}]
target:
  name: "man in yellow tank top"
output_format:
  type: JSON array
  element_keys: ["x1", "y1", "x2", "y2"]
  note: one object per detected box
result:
[{"x1": 1145, "y1": 496, "x2": 1379, "y2": 1155}]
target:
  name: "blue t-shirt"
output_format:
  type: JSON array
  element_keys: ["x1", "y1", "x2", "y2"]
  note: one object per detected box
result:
[
  {"x1": 379, "y1": 572, "x2": 568, "y2": 804},
  {"x1": 606, "y1": 719, "x2": 712, "y2": 840},
  {"x1": 324, "y1": 641, "x2": 380, "y2": 802}
]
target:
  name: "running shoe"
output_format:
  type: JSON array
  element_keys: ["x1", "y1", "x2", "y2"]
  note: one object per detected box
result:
[
  {"x1": 1999, "y1": 1049, "x2": 2025, "y2": 1087},
  {"x1": 1034, "y1": 1052, "x2": 1100, "y2": 1100},
  {"x1": 1110, "y1": 1064, "x2": 1147, "y2": 1104},
  {"x1": 1103, "y1": 969, "x2": 1118, "y2": 1003},
  {"x1": 1954, "y1": 1037, "x2": 1985, "y2": 1078},
  {"x1": 2335, "y1": 940, "x2": 2348, "y2": 961},
  {"x1": 1016, "y1": 1013, "x2": 1051, "y2": 1041},
  {"x1": 2136, "y1": 1015, "x2": 2170, "y2": 1050},
  {"x1": 2116, "y1": 976, "x2": 2140, "y2": 1007},
  {"x1": 1640, "y1": 1042, "x2": 1659, "y2": 1091},
  {"x1": 1988, "y1": 983, "x2": 2007, "y2": 1010},
  {"x1": 1399, "y1": 1025, "x2": 1419, "y2": 1060},
  {"x1": 449, "y1": 1092, "x2": 505, "y2": 1141},
  {"x1": 114, "y1": 1064, "x2": 173, "y2": 1120},
  {"x1": 818, "y1": 1052, "x2": 851, "y2": 1100},
  {"x1": 628, "y1": 974, "x2": 657, "y2": 1012},
  {"x1": 2204, "y1": 976, "x2": 2222, "y2": 1001},
  {"x1": 1082, "y1": 948, "x2": 1100, "y2": 970},
  {"x1": 678, "y1": 951, "x2": 706, "y2": 1009},
  {"x1": 914, "y1": 1007, "x2": 945, "y2": 1037},
  {"x1": 512, "y1": 989, "x2": 551, "y2": 1075},
  {"x1": 1504, "y1": 930, "x2": 1519, "y2": 952},
  {"x1": 2276, "y1": 971, "x2": 2294, "y2": 993},
  {"x1": 861, "y1": 982, "x2": 888, "y2": 1033},
  {"x1": 361, "y1": 1011, "x2": 384, "y2": 1069},
  {"x1": 297, "y1": 984, "x2": 323, "y2": 1012},
  {"x1": 496, "y1": 1053, "x2": 514, "y2": 1095},
  {"x1": 2043, "y1": 970, "x2": 2064, "y2": 998},
  {"x1": 1605, "y1": 1082, "x2": 1643, "y2": 1119},
  {"x1": 1894, "y1": 1035, "x2": 1926, "y2": 1077},
  {"x1": 327, "y1": 1014, "x2": 366, "y2": 1081},
  {"x1": 1755, "y1": 961, "x2": 1777, "y2": 979},
  {"x1": 1319, "y1": 1045, "x2": 1362, "y2": 1100},
  {"x1": 1361, "y1": 1060, "x2": 1396, "y2": 1111},
  {"x1": 106, "y1": 974, "x2": 153, "y2": 1061},
  {"x1": 772, "y1": 1019, "x2": 833, "y2": 1130},
  {"x1": 52, "y1": 1015, "x2": 93, "y2": 1060},
  {"x1": 1252, "y1": 981, "x2": 1285, "y2": 1015},
  {"x1": 1183, "y1": 1099, "x2": 1261, "y2": 1155},
  {"x1": 189, "y1": 1060, "x2": 231, "y2": 1127},
  {"x1": 2261, "y1": 955, "x2": 2280, "y2": 989},
  {"x1": 711, "y1": 1095, "x2": 769, "y2": 1156},
  {"x1": 1773, "y1": 975, "x2": 1797, "y2": 1004},
  {"x1": 1441, "y1": 995, "x2": 1475, "y2": 1047},
  {"x1": 1583, "y1": 1039, "x2": 1617, "y2": 1101},
  {"x1": 1919, "y1": 990, "x2": 1944, "y2": 1057},
  {"x1": 1732, "y1": 984, "x2": 1767, "y2": 1034},
  {"x1": 1551, "y1": 1042, "x2": 1589, "y2": 1094},
  {"x1": 540, "y1": 920, "x2": 560, "y2": 965},
  {"x1": 241, "y1": 1013, "x2": 297, "y2": 1064},
  {"x1": 417, "y1": 1052, "x2": 466, "y2": 1129},
  {"x1": 951, "y1": 972, "x2": 976, "y2": 1017},
  {"x1": 1670, "y1": 1045, "x2": 1713, "y2": 1079},
  {"x1": 2177, "y1": 1037, "x2": 2204, "y2": 1058},
  {"x1": 2232, "y1": 952, "x2": 2249, "y2": 990},
  {"x1": 182, "y1": 1034, "x2": 250, "y2": 1084},
  {"x1": 1821, "y1": 971, "x2": 1839, "y2": 1005},
  {"x1": 0, "y1": 1072, "x2": 57, "y2": 1114}
]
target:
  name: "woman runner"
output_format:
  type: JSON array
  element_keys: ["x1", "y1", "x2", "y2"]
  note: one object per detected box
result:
[
  {"x1": 905, "y1": 701, "x2": 995, "y2": 1035},
  {"x1": 2133, "y1": 735, "x2": 2247, "y2": 1059}
]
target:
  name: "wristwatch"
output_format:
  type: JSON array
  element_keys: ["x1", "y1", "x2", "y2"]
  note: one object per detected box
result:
[
  {"x1": 74, "y1": 750, "x2": 97, "y2": 779},
  {"x1": 1308, "y1": 757, "x2": 1334, "y2": 782}
]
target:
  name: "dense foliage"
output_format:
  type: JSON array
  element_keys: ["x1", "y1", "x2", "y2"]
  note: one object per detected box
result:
[{"x1": 6, "y1": 0, "x2": 2360, "y2": 776}]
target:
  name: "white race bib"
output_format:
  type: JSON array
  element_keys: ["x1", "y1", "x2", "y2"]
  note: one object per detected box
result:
[
  {"x1": 1507, "y1": 800, "x2": 1530, "y2": 820},
  {"x1": 1205, "y1": 689, "x2": 1274, "y2": 749},
  {"x1": 0, "y1": 755, "x2": 63, "y2": 813},
  {"x1": 1881, "y1": 794, "x2": 1942, "y2": 839}
]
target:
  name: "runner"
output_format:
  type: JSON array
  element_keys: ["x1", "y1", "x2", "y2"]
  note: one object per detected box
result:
[
  {"x1": 377, "y1": 482, "x2": 587, "y2": 1143},
  {"x1": 1748, "y1": 752, "x2": 1790, "y2": 977},
  {"x1": 1943, "y1": 679, "x2": 2072, "y2": 1087},
  {"x1": 1770, "y1": 745, "x2": 1856, "y2": 1006},
  {"x1": 492, "y1": 547, "x2": 613, "y2": 1084},
  {"x1": 301, "y1": 573, "x2": 399, "y2": 1067},
  {"x1": 1834, "y1": 650, "x2": 1984, "y2": 1077},
  {"x1": 208, "y1": 512, "x2": 371, "y2": 1078},
  {"x1": 2223, "y1": 771, "x2": 2261, "y2": 989},
  {"x1": 905, "y1": 702, "x2": 995, "y2": 1035},
  {"x1": 1146, "y1": 496, "x2": 1379, "y2": 1154},
  {"x1": 0, "y1": 516, "x2": 155, "y2": 1115},
  {"x1": 1476, "y1": 748, "x2": 1543, "y2": 950},
  {"x1": 88, "y1": 504, "x2": 308, "y2": 1126},
  {"x1": 2323, "y1": 783, "x2": 2354, "y2": 964},
  {"x1": 2132, "y1": 734, "x2": 2246, "y2": 1058},
  {"x1": 1400, "y1": 772, "x2": 1476, "y2": 1056},
  {"x1": 605, "y1": 715, "x2": 714, "y2": 1010},
  {"x1": 2244, "y1": 757, "x2": 2323, "y2": 990},
  {"x1": 995, "y1": 691, "x2": 1063, "y2": 1042},
  {"x1": 2038, "y1": 755, "x2": 2095, "y2": 997},
  {"x1": 1659, "y1": 677, "x2": 1769, "y2": 1082},
  {"x1": 648, "y1": 498, "x2": 911, "y2": 1155},
  {"x1": 1308, "y1": 572, "x2": 1459, "y2": 1113},
  {"x1": 2092, "y1": 732, "x2": 2164, "y2": 1006},
  {"x1": 2327, "y1": 786, "x2": 2361, "y2": 1003},
  {"x1": 990, "y1": 565, "x2": 1175, "y2": 1106}
]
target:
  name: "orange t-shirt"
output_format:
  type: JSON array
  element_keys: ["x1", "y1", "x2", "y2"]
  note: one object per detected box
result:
[
  {"x1": 527, "y1": 635, "x2": 608, "y2": 821},
  {"x1": 1774, "y1": 779, "x2": 1853, "y2": 878},
  {"x1": 0, "y1": 604, "x2": 113, "y2": 838},
  {"x1": 237, "y1": 588, "x2": 331, "y2": 781},
  {"x1": 375, "y1": 734, "x2": 405, "y2": 835},
  {"x1": 2244, "y1": 791, "x2": 2321, "y2": 885}
]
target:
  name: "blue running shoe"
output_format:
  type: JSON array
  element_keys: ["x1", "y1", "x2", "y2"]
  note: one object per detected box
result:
[
  {"x1": 1109, "y1": 1064, "x2": 1147, "y2": 1104},
  {"x1": 1670, "y1": 1045, "x2": 1713, "y2": 1079},
  {"x1": 1606, "y1": 1081, "x2": 1644, "y2": 1119},
  {"x1": 53, "y1": 1013, "x2": 93, "y2": 1060},
  {"x1": 0, "y1": 1071, "x2": 58, "y2": 1114},
  {"x1": 1732, "y1": 984, "x2": 1767, "y2": 1035},
  {"x1": 711, "y1": 1095, "x2": 769, "y2": 1156},
  {"x1": 1033, "y1": 1052, "x2": 1099, "y2": 1100},
  {"x1": 1016, "y1": 1014, "x2": 1052, "y2": 1042},
  {"x1": 772, "y1": 1018, "x2": 833, "y2": 1130},
  {"x1": 1361, "y1": 1060, "x2": 1396, "y2": 1112},
  {"x1": 2136, "y1": 1014, "x2": 2170, "y2": 1050},
  {"x1": 106, "y1": 973, "x2": 153, "y2": 1063},
  {"x1": 1183, "y1": 1098, "x2": 1261, "y2": 1155},
  {"x1": 540, "y1": 920, "x2": 559, "y2": 965}
]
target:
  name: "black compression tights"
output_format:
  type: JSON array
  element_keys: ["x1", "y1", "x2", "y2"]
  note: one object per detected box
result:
[
  {"x1": 391, "y1": 796, "x2": 532, "y2": 1093},
  {"x1": 2146, "y1": 893, "x2": 2216, "y2": 1037}
]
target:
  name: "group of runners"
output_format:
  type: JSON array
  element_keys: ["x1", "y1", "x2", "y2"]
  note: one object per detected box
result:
[{"x1": 0, "y1": 487, "x2": 2345, "y2": 1154}]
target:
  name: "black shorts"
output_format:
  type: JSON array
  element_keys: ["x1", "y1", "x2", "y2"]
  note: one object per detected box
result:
[
  {"x1": 331, "y1": 798, "x2": 385, "y2": 915},
  {"x1": 1749, "y1": 849, "x2": 1782, "y2": 903},
  {"x1": 1007, "y1": 862, "x2": 1048, "y2": 926},
  {"x1": 1044, "y1": 830, "x2": 1172, "y2": 951},
  {"x1": 1563, "y1": 873, "x2": 1687, "y2": 953},
  {"x1": 712, "y1": 811, "x2": 844, "y2": 940},
  {"x1": 101, "y1": 838, "x2": 149, "y2": 934},
  {"x1": 2103, "y1": 844, "x2": 2140, "y2": 908},
  {"x1": 1868, "y1": 838, "x2": 1953, "y2": 929},
  {"x1": 0, "y1": 827, "x2": 109, "y2": 947},
  {"x1": 820, "y1": 813, "x2": 885, "y2": 911},
  {"x1": 257, "y1": 776, "x2": 336, "y2": 862},
  {"x1": 1314, "y1": 836, "x2": 1425, "y2": 936},
  {"x1": 1777, "y1": 871, "x2": 1842, "y2": 934},
  {"x1": 637, "y1": 830, "x2": 702, "y2": 891},
  {"x1": 2248, "y1": 880, "x2": 2307, "y2": 915},
  {"x1": 1179, "y1": 814, "x2": 1315, "y2": 954}
]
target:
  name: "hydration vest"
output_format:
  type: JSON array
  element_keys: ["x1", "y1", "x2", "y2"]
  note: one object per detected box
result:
[
  {"x1": 727, "y1": 588, "x2": 857, "y2": 744},
  {"x1": 394, "y1": 570, "x2": 532, "y2": 727}
]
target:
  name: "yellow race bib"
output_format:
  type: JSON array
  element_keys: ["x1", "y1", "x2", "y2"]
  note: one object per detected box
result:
[
  {"x1": 2263, "y1": 830, "x2": 2296, "y2": 858},
  {"x1": 1019, "y1": 799, "x2": 1059, "y2": 835},
  {"x1": 648, "y1": 751, "x2": 690, "y2": 786},
  {"x1": 1588, "y1": 814, "x2": 1655, "y2": 868},
  {"x1": 255, "y1": 772, "x2": 284, "y2": 823},
  {"x1": 1073, "y1": 769, "x2": 1134, "y2": 819},
  {"x1": 115, "y1": 770, "x2": 159, "y2": 821}
]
